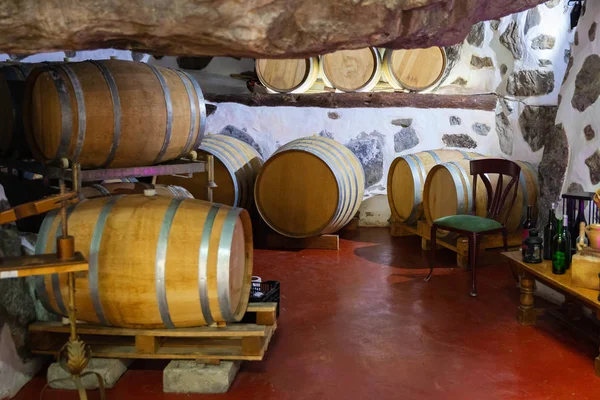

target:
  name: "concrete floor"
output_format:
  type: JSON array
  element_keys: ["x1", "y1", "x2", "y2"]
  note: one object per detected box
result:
[{"x1": 16, "y1": 228, "x2": 600, "y2": 399}]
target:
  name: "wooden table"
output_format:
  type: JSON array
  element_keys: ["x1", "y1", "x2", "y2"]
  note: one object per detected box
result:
[{"x1": 503, "y1": 251, "x2": 600, "y2": 377}]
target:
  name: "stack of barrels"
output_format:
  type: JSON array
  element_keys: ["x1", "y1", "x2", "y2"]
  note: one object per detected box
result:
[
  {"x1": 0, "y1": 58, "x2": 256, "y2": 329},
  {"x1": 387, "y1": 149, "x2": 539, "y2": 237},
  {"x1": 255, "y1": 46, "x2": 448, "y2": 94}
]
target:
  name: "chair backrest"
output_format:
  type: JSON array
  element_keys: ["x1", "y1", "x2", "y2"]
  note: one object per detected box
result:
[{"x1": 469, "y1": 158, "x2": 521, "y2": 225}]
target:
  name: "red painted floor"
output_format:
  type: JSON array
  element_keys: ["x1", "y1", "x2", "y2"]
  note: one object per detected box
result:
[{"x1": 16, "y1": 228, "x2": 600, "y2": 400}]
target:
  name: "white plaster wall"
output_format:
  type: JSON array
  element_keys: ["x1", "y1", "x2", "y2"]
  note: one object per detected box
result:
[{"x1": 0, "y1": 49, "x2": 150, "y2": 63}]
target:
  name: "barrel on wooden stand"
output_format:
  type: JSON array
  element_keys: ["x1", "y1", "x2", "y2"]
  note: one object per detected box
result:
[
  {"x1": 255, "y1": 58, "x2": 320, "y2": 93},
  {"x1": 382, "y1": 47, "x2": 448, "y2": 92},
  {"x1": 422, "y1": 159, "x2": 538, "y2": 237},
  {"x1": 157, "y1": 135, "x2": 263, "y2": 209},
  {"x1": 387, "y1": 149, "x2": 481, "y2": 225},
  {"x1": 35, "y1": 195, "x2": 252, "y2": 328},
  {"x1": 23, "y1": 59, "x2": 206, "y2": 169},
  {"x1": 80, "y1": 182, "x2": 193, "y2": 199},
  {"x1": 255, "y1": 136, "x2": 365, "y2": 238},
  {"x1": 321, "y1": 48, "x2": 382, "y2": 92}
]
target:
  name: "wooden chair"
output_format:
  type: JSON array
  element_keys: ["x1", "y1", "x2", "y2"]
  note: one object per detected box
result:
[{"x1": 425, "y1": 158, "x2": 521, "y2": 297}]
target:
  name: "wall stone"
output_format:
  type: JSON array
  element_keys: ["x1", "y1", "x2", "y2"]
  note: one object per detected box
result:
[
  {"x1": 327, "y1": 111, "x2": 340, "y2": 120},
  {"x1": 571, "y1": 54, "x2": 600, "y2": 112},
  {"x1": 466, "y1": 22, "x2": 485, "y2": 47},
  {"x1": 470, "y1": 55, "x2": 494, "y2": 68},
  {"x1": 562, "y1": 54, "x2": 574, "y2": 84},
  {"x1": 574, "y1": 31, "x2": 579, "y2": 46},
  {"x1": 590, "y1": 21, "x2": 597, "y2": 42},
  {"x1": 538, "y1": 59, "x2": 552, "y2": 67},
  {"x1": 496, "y1": 111, "x2": 513, "y2": 155},
  {"x1": 394, "y1": 126, "x2": 420, "y2": 152},
  {"x1": 441, "y1": 134, "x2": 477, "y2": 149},
  {"x1": 451, "y1": 77, "x2": 468, "y2": 86},
  {"x1": 567, "y1": 182, "x2": 584, "y2": 193},
  {"x1": 584, "y1": 125, "x2": 596, "y2": 141},
  {"x1": 318, "y1": 130, "x2": 334, "y2": 139},
  {"x1": 500, "y1": 64, "x2": 508, "y2": 75},
  {"x1": 391, "y1": 118, "x2": 413, "y2": 128},
  {"x1": 518, "y1": 106, "x2": 558, "y2": 152},
  {"x1": 506, "y1": 70, "x2": 555, "y2": 96},
  {"x1": 545, "y1": 0, "x2": 560, "y2": 8},
  {"x1": 538, "y1": 124, "x2": 569, "y2": 229},
  {"x1": 500, "y1": 21, "x2": 523, "y2": 59},
  {"x1": 449, "y1": 116, "x2": 461, "y2": 125},
  {"x1": 472, "y1": 122, "x2": 491, "y2": 136},
  {"x1": 490, "y1": 20, "x2": 501, "y2": 31},
  {"x1": 218, "y1": 125, "x2": 263, "y2": 156},
  {"x1": 524, "y1": 8, "x2": 541, "y2": 35},
  {"x1": 531, "y1": 34, "x2": 556, "y2": 49},
  {"x1": 345, "y1": 131, "x2": 384, "y2": 189},
  {"x1": 585, "y1": 150, "x2": 600, "y2": 185}
]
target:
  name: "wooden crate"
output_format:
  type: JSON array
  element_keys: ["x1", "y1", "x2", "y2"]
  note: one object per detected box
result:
[
  {"x1": 391, "y1": 219, "x2": 522, "y2": 268},
  {"x1": 30, "y1": 303, "x2": 278, "y2": 362}
]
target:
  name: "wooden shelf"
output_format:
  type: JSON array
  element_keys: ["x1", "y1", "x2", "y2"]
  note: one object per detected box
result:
[{"x1": 0, "y1": 252, "x2": 88, "y2": 279}]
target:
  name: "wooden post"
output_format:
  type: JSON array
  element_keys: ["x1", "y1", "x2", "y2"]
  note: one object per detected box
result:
[{"x1": 517, "y1": 270, "x2": 536, "y2": 326}]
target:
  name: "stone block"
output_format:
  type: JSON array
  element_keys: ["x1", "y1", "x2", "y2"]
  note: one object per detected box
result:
[
  {"x1": 163, "y1": 360, "x2": 241, "y2": 394},
  {"x1": 47, "y1": 358, "x2": 131, "y2": 389}
]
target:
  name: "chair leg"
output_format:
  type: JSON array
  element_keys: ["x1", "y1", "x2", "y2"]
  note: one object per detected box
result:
[
  {"x1": 470, "y1": 233, "x2": 481, "y2": 297},
  {"x1": 425, "y1": 225, "x2": 437, "y2": 282}
]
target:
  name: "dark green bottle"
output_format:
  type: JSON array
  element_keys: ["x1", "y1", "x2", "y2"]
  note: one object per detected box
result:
[{"x1": 552, "y1": 215, "x2": 569, "y2": 275}]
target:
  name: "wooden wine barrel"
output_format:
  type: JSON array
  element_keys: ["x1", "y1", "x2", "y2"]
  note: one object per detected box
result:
[
  {"x1": 387, "y1": 150, "x2": 481, "y2": 225},
  {"x1": 255, "y1": 136, "x2": 365, "y2": 238},
  {"x1": 256, "y1": 58, "x2": 319, "y2": 93},
  {"x1": 422, "y1": 159, "x2": 538, "y2": 236},
  {"x1": 0, "y1": 64, "x2": 40, "y2": 157},
  {"x1": 157, "y1": 135, "x2": 263, "y2": 209},
  {"x1": 81, "y1": 182, "x2": 193, "y2": 199},
  {"x1": 34, "y1": 195, "x2": 252, "y2": 328},
  {"x1": 23, "y1": 59, "x2": 206, "y2": 169},
  {"x1": 382, "y1": 47, "x2": 448, "y2": 91},
  {"x1": 321, "y1": 48, "x2": 381, "y2": 92}
]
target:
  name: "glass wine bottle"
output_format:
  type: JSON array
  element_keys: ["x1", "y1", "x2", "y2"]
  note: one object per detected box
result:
[
  {"x1": 543, "y1": 204, "x2": 556, "y2": 260},
  {"x1": 570, "y1": 200, "x2": 587, "y2": 252},
  {"x1": 521, "y1": 205, "x2": 534, "y2": 252},
  {"x1": 564, "y1": 214, "x2": 572, "y2": 269},
  {"x1": 552, "y1": 215, "x2": 568, "y2": 275}
]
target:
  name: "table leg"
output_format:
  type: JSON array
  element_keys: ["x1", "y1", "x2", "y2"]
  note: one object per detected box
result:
[{"x1": 517, "y1": 270, "x2": 536, "y2": 326}]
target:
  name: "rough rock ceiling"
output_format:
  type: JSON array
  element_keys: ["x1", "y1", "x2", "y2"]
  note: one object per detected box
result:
[{"x1": 0, "y1": 0, "x2": 547, "y2": 58}]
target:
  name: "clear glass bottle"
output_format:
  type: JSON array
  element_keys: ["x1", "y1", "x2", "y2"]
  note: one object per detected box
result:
[{"x1": 575, "y1": 221, "x2": 589, "y2": 252}]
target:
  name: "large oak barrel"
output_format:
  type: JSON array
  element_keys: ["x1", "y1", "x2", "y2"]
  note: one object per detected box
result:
[
  {"x1": 23, "y1": 59, "x2": 206, "y2": 169},
  {"x1": 0, "y1": 64, "x2": 40, "y2": 157},
  {"x1": 382, "y1": 47, "x2": 447, "y2": 92},
  {"x1": 422, "y1": 159, "x2": 538, "y2": 236},
  {"x1": 321, "y1": 48, "x2": 381, "y2": 92},
  {"x1": 157, "y1": 135, "x2": 263, "y2": 209},
  {"x1": 81, "y1": 182, "x2": 193, "y2": 199},
  {"x1": 255, "y1": 136, "x2": 364, "y2": 238},
  {"x1": 256, "y1": 58, "x2": 319, "y2": 93},
  {"x1": 34, "y1": 195, "x2": 252, "y2": 328},
  {"x1": 387, "y1": 150, "x2": 481, "y2": 225}
]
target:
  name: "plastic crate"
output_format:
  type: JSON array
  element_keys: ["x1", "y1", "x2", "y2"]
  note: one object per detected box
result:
[{"x1": 242, "y1": 280, "x2": 280, "y2": 323}]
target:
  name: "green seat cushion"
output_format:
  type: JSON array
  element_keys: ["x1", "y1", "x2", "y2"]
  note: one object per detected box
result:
[{"x1": 433, "y1": 215, "x2": 503, "y2": 233}]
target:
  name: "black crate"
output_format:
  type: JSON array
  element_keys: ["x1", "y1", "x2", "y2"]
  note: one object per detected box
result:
[{"x1": 242, "y1": 280, "x2": 280, "y2": 323}]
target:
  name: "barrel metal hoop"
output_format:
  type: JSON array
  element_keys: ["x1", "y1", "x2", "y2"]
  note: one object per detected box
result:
[
  {"x1": 282, "y1": 144, "x2": 346, "y2": 233},
  {"x1": 425, "y1": 150, "x2": 442, "y2": 164},
  {"x1": 174, "y1": 70, "x2": 198, "y2": 157},
  {"x1": 47, "y1": 69, "x2": 73, "y2": 161},
  {"x1": 156, "y1": 198, "x2": 184, "y2": 328},
  {"x1": 34, "y1": 209, "x2": 60, "y2": 314},
  {"x1": 90, "y1": 61, "x2": 121, "y2": 168},
  {"x1": 146, "y1": 64, "x2": 173, "y2": 164},
  {"x1": 216, "y1": 208, "x2": 243, "y2": 321},
  {"x1": 51, "y1": 206, "x2": 76, "y2": 315},
  {"x1": 91, "y1": 184, "x2": 111, "y2": 197},
  {"x1": 200, "y1": 140, "x2": 242, "y2": 207},
  {"x1": 445, "y1": 162, "x2": 470, "y2": 215},
  {"x1": 458, "y1": 150, "x2": 472, "y2": 160},
  {"x1": 198, "y1": 205, "x2": 220, "y2": 325},
  {"x1": 180, "y1": 71, "x2": 206, "y2": 150},
  {"x1": 402, "y1": 155, "x2": 423, "y2": 224},
  {"x1": 58, "y1": 64, "x2": 87, "y2": 162},
  {"x1": 297, "y1": 138, "x2": 358, "y2": 230},
  {"x1": 89, "y1": 196, "x2": 120, "y2": 325}
]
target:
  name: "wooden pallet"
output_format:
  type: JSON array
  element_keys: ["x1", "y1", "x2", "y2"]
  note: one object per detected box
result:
[
  {"x1": 30, "y1": 303, "x2": 277, "y2": 362},
  {"x1": 391, "y1": 219, "x2": 522, "y2": 268}
]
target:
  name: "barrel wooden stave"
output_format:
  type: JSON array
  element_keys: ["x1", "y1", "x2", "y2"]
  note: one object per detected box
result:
[
  {"x1": 256, "y1": 58, "x2": 319, "y2": 94},
  {"x1": 255, "y1": 136, "x2": 364, "y2": 238},
  {"x1": 321, "y1": 48, "x2": 381, "y2": 92},
  {"x1": 387, "y1": 150, "x2": 481, "y2": 225},
  {"x1": 24, "y1": 60, "x2": 205, "y2": 169},
  {"x1": 157, "y1": 135, "x2": 263, "y2": 209},
  {"x1": 81, "y1": 182, "x2": 193, "y2": 199},
  {"x1": 382, "y1": 47, "x2": 447, "y2": 91},
  {"x1": 35, "y1": 195, "x2": 252, "y2": 328}
]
